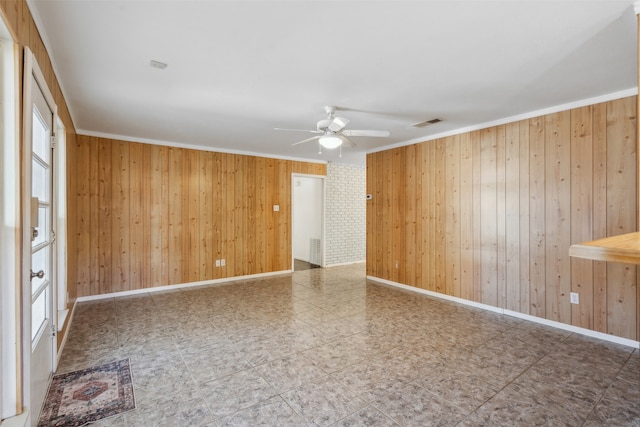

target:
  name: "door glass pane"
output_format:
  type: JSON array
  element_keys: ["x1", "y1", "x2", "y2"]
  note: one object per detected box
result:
[
  {"x1": 31, "y1": 245, "x2": 48, "y2": 295},
  {"x1": 31, "y1": 288, "x2": 48, "y2": 341},
  {"x1": 32, "y1": 158, "x2": 49, "y2": 202},
  {"x1": 32, "y1": 206, "x2": 50, "y2": 248},
  {"x1": 32, "y1": 109, "x2": 50, "y2": 163}
]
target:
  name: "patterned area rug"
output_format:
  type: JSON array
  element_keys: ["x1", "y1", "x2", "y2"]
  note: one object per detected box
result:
[{"x1": 38, "y1": 359, "x2": 135, "y2": 427}]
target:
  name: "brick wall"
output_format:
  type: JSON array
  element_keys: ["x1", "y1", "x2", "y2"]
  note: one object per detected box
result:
[{"x1": 325, "y1": 162, "x2": 366, "y2": 265}]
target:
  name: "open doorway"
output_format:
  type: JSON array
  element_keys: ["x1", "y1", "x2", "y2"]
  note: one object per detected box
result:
[{"x1": 292, "y1": 174, "x2": 325, "y2": 271}]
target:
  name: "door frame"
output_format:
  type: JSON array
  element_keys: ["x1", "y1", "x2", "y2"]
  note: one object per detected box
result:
[
  {"x1": 21, "y1": 46, "x2": 58, "y2": 423},
  {"x1": 0, "y1": 14, "x2": 20, "y2": 421},
  {"x1": 291, "y1": 173, "x2": 326, "y2": 269}
]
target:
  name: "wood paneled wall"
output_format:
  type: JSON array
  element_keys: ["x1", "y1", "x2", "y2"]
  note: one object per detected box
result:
[
  {"x1": 67, "y1": 136, "x2": 326, "y2": 298},
  {"x1": 367, "y1": 96, "x2": 638, "y2": 341},
  {"x1": 1, "y1": 0, "x2": 78, "y2": 349}
]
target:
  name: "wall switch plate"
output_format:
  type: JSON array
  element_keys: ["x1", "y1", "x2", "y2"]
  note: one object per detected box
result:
[
  {"x1": 273, "y1": 204, "x2": 280, "y2": 212},
  {"x1": 570, "y1": 292, "x2": 579, "y2": 304},
  {"x1": 215, "y1": 259, "x2": 221, "y2": 267},
  {"x1": 221, "y1": 259, "x2": 226, "y2": 267}
]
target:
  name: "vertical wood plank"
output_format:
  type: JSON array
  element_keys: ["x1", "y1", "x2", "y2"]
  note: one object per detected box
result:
[
  {"x1": 425, "y1": 142, "x2": 436, "y2": 291},
  {"x1": 168, "y1": 147, "x2": 183, "y2": 285},
  {"x1": 377, "y1": 152, "x2": 386, "y2": 281},
  {"x1": 161, "y1": 146, "x2": 171, "y2": 285},
  {"x1": 606, "y1": 97, "x2": 637, "y2": 340},
  {"x1": 392, "y1": 148, "x2": 404, "y2": 283},
  {"x1": 234, "y1": 155, "x2": 245, "y2": 276},
  {"x1": 382, "y1": 150, "x2": 393, "y2": 281},
  {"x1": 245, "y1": 156, "x2": 256, "y2": 274},
  {"x1": 434, "y1": 139, "x2": 446, "y2": 294},
  {"x1": 529, "y1": 117, "x2": 546, "y2": 318},
  {"x1": 592, "y1": 102, "x2": 608, "y2": 333},
  {"x1": 199, "y1": 152, "x2": 214, "y2": 280},
  {"x1": 471, "y1": 131, "x2": 482, "y2": 303},
  {"x1": 97, "y1": 139, "x2": 112, "y2": 295},
  {"x1": 414, "y1": 146, "x2": 423, "y2": 288},
  {"x1": 519, "y1": 120, "x2": 531, "y2": 314},
  {"x1": 128, "y1": 142, "x2": 143, "y2": 290},
  {"x1": 265, "y1": 158, "x2": 276, "y2": 271},
  {"x1": 87, "y1": 138, "x2": 99, "y2": 296},
  {"x1": 111, "y1": 140, "x2": 130, "y2": 292},
  {"x1": 66, "y1": 132, "x2": 77, "y2": 300},
  {"x1": 505, "y1": 122, "x2": 521, "y2": 312},
  {"x1": 278, "y1": 161, "x2": 289, "y2": 271},
  {"x1": 545, "y1": 111, "x2": 571, "y2": 324},
  {"x1": 405, "y1": 145, "x2": 417, "y2": 286},
  {"x1": 417, "y1": 145, "x2": 427, "y2": 289},
  {"x1": 459, "y1": 132, "x2": 474, "y2": 301},
  {"x1": 18, "y1": 0, "x2": 29, "y2": 48},
  {"x1": 187, "y1": 149, "x2": 200, "y2": 282},
  {"x1": 496, "y1": 125, "x2": 507, "y2": 309},
  {"x1": 149, "y1": 145, "x2": 162, "y2": 287},
  {"x1": 140, "y1": 144, "x2": 152, "y2": 288},
  {"x1": 445, "y1": 136, "x2": 461, "y2": 297},
  {"x1": 570, "y1": 106, "x2": 594, "y2": 329},
  {"x1": 75, "y1": 137, "x2": 90, "y2": 297},
  {"x1": 480, "y1": 128, "x2": 498, "y2": 306},
  {"x1": 254, "y1": 156, "x2": 266, "y2": 274}
]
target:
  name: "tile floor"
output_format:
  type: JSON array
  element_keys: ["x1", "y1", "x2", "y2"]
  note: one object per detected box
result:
[{"x1": 56, "y1": 264, "x2": 640, "y2": 426}]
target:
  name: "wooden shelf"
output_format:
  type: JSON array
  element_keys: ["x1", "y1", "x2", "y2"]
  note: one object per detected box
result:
[{"x1": 569, "y1": 232, "x2": 640, "y2": 264}]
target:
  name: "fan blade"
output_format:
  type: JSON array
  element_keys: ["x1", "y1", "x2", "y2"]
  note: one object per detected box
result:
[
  {"x1": 274, "y1": 128, "x2": 322, "y2": 133},
  {"x1": 328, "y1": 117, "x2": 349, "y2": 132},
  {"x1": 342, "y1": 129, "x2": 390, "y2": 137},
  {"x1": 341, "y1": 135, "x2": 356, "y2": 148},
  {"x1": 291, "y1": 135, "x2": 321, "y2": 146}
]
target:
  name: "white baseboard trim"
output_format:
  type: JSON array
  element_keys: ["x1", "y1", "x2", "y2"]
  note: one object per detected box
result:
[
  {"x1": 502, "y1": 310, "x2": 639, "y2": 349},
  {"x1": 55, "y1": 300, "x2": 78, "y2": 368},
  {"x1": 76, "y1": 270, "x2": 293, "y2": 303},
  {"x1": 56, "y1": 309, "x2": 69, "y2": 331},
  {"x1": 367, "y1": 275, "x2": 640, "y2": 349},
  {"x1": 0, "y1": 411, "x2": 29, "y2": 427},
  {"x1": 325, "y1": 260, "x2": 366, "y2": 268}
]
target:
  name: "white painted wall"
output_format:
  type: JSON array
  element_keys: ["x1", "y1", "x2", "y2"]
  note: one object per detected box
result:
[{"x1": 292, "y1": 176, "x2": 323, "y2": 262}]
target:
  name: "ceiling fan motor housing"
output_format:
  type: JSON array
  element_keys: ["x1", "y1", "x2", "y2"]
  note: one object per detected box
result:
[{"x1": 317, "y1": 119, "x2": 332, "y2": 131}]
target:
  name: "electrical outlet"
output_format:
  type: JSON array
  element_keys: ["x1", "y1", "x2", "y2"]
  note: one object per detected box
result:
[
  {"x1": 570, "y1": 292, "x2": 579, "y2": 304},
  {"x1": 394, "y1": 261, "x2": 399, "y2": 269},
  {"x1": 215, "y1": 259, "x2": 221, "y2": 267},
  {"x1": 221, "y1": 259, "x2": 226, "y2": 267},
  {"x1": 273, "y1": 204, "x2": 280, "y2": 212}
]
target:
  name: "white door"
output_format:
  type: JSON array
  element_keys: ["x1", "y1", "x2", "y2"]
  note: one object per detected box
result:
[{"x1": 29, "y1": 74, "x2": 55, "y2": 420}]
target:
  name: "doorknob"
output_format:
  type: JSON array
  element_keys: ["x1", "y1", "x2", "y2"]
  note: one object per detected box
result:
[{"x1": 30, "y1": 270, "x2": 44, "y2": 280}]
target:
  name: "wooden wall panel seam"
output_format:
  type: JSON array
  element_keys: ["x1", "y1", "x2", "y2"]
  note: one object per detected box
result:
[
  {"x1": 70, "y1": 136, "x2": 326, "y2": 297},
  {"x1": 366, "y1": 96, "x2": 638, "y2": 341}
]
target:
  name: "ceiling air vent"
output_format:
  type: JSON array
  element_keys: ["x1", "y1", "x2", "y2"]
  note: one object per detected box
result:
[{"x1": 411, "y1": 118, "x2": 442, "y2": 128}]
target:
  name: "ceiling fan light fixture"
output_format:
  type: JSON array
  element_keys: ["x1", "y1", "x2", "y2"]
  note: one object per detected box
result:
[{"x1": 319, "y1": 135, "x2": 342, "y2": 149}]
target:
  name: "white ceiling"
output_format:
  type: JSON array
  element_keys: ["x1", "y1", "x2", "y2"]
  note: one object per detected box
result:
[{"x1": 29, "y1": 0, "x2": 637, "y2": 165}]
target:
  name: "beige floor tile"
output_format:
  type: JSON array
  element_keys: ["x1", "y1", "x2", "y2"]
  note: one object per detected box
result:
[{"x1": 54, "y1": 264, "x2": 639, "y2": 426}]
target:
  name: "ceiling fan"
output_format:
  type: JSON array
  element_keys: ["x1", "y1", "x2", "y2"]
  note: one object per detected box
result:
[{"x1": 275, "y1": 106, "x2": 390, "y2": 153}]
